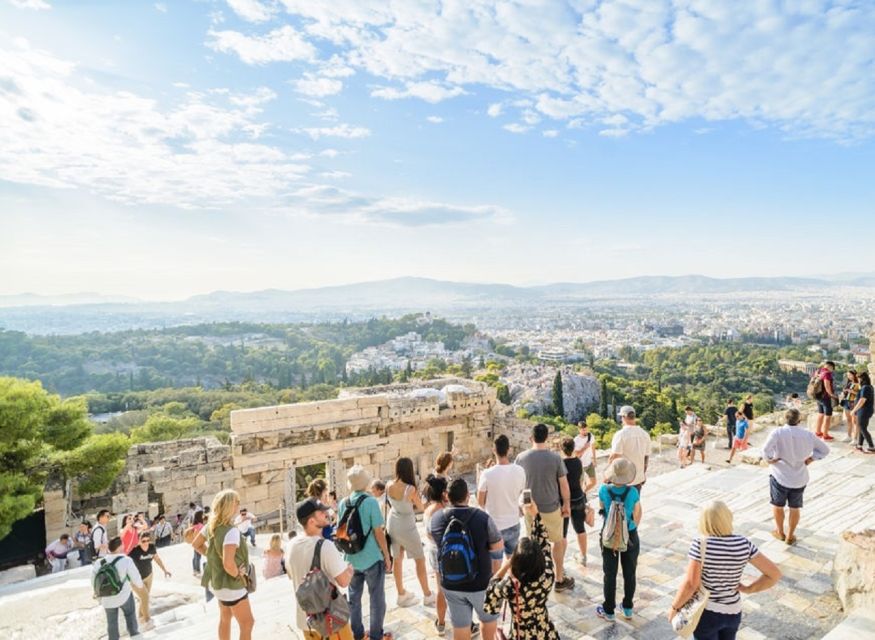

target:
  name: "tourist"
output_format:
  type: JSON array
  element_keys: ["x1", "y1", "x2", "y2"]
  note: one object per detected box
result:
[
  {"x1": 152, "y1": 515, "x2": 173, "y2": 548},
  {"x1": 596, "y1": 458, "x2": 642, "y2": 622},
  {"x1": 560, "y1": 437, "x2": 589, "y2": 566},
  {"x1": 483, "y1": 501, "x2": 559, "y2": 640},
  {"x1": 423, "y1": 475, "x2": 449, "y2": 634},
  {"x1": 762, "y1": 409, "x2": 830, "y2": 545},
  {"x1": 668, "y1": 501, "x2": 781, "y2": 640},
  {"x1": 813, "y1": 362, "x2": 837, "y2": 440},
  {"x1": 184, "y1": 502, "x2": 198, "y2": 526},
  {"x1": 339, "y1": 465, "x2": 392, "y2": 640},
  {"x1": 75, "y1": 521, "x2": 92, "y2": 566},
  {"x1": 726, "y1": 411, "x2": 750, "y2": 464},
  {"x1": 120, "y1": 514, "x2": 139, "y2": 555},
  {"x1": 129, "y1": 530, "x2": 172, "y2": 630},
  {"x1": 307, "y1": 478, "x2": 335, "y2": 540},
  {"x1": 287, "y1": 497, "x2": 353, "y2": 640},
  {"x1": 45, "y1": 533, "x2": 73, "y2": 573},
  {"x1": 434, "y1": 451, "x2": 454, "y2": 479},
  {"x1": 677, "y1": 418, "x2": 693, "y2": 468},
  {"x1": 851, "y1": 371, "x2": 875, "y2": 453},
  {"x1": 515, "y1": 423, "x2": 574, "y2": 592},
  {"x1": 192, "y1": 489, "x2": 255, "y2": 640},
  {"x1": 386, "y1": 457, "x2": 434, "y2": 607},
  {"x1": 234, "y1": 507, "x2": 257, "y2": 547},
  {"x1": 262, "y1": 533, "x2": 286, "y2": 579},
  {"x1": 92, "y1": 509, "x2": 111, "y2": 559},
  {"x1": 369, "y1": 478, "x2": 386, "y2": 504},
  {"x1": 93, "y1": 536, "x2": 144, "y2": 640},
  {"x1": 133, "y1": 512, "x2": 150, "y2": 533},
  {"x1": 723, "y1": 399, "x2": 738, "y2": 450},
  {"x1": 477, "y1": 434, "x2": 526, "y2": 559},
  {"x1": 609, "y1": 406, "x2": 650, "y2": 493},
  {"x1": 786, "y1": 393, "x2": 802, "y2": 410},
  {"x1": 691, "y1": 418, "x2": 708, "y2": 464},
  {"x1": 572, "y1": 420, "x2": 597, "y2": 494},
  {"x1": 189, "y1": 510, "x2": 205, "y2": 575},
  {"x1": 840, "y1": 370, "x2": 860, "y2": 443},
  {"x1": 430, "y1": 478, "x2": 503, "y2": 640},
  {"x1": 742, "y1": 395, "x2": 755, "y2": 424}
]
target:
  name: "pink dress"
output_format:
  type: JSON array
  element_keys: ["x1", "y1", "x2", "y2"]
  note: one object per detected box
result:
[{"x1": 262, "y1": 550, "x2": 284, "y2": 579}]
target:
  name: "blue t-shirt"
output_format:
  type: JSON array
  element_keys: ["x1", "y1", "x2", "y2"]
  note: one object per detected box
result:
[
  {"x1": 857, "y1": 384, "x2": 874, "y2": 418},
  {"x1": 735, "y1": 419, "x2": 749, "y2": 440},
  {"x1": 337, "y1": 491, "x2": 384, "y2": 571},
  {"x1": 598, "y1": 484, "x2": 640, "y2": 531}
]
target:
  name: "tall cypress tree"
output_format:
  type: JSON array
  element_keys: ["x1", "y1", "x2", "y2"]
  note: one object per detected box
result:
[
  {"x1": 600, "y1": 378, "x2": 608, "y2": 418},
  {"x1": 552, "y1": 370, "x2": 564, "y2": 418}
]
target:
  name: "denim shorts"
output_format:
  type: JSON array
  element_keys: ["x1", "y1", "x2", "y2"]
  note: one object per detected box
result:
[
  {"x1": 443, "y1": 588, "x2": 499, "y2": 628},
  {"x1": 769, "y1": 475, "x2": 805, "y2": 509},
  {"x1": 499, "y1": 524, "x2": 520, "y2": 557},
  {"x1": 817, "y1": 399, "x2": 833, "y2": 416}
]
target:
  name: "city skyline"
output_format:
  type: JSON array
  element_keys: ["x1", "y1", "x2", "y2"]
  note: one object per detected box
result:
[{"x1": 3, "y1": 0, "x2": 875, "y2": 299}]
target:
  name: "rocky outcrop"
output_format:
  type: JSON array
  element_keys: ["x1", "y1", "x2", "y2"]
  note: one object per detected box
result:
[
  {"x1": 833, "y1": 528, "x2": 875, "y2": 612},
  {"x1": 504, "y1": 364, "x2": 599, "y2": 422}
]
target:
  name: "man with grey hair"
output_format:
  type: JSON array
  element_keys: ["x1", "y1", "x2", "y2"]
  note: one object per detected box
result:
[
  {"x1": 762, "y1": 408, "x2": 829, "y2": 546},
  {"x1": 337, "y1": 465, "x2": 392, "y2": 640},
  {"x1": 608, "y1": 406, "x2": 651, "y2": 493}
]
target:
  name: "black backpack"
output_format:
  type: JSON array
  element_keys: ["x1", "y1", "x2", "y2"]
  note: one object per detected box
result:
[
  {"x1": 87, "y1": 525, "x2": 104, "y2": 560},
  {"x1": 333, "y1": 494, "x2": 371, "y2": 554},
  {"x1": 93, "y1": 557, "x2": 126, "y2": 598},
  {"x1": 438, "y1": 508, "x2": 478, "y2": 587}
]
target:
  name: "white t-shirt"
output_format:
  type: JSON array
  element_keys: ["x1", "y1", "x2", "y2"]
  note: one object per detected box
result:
[
  {"x1": 212, "y1": 528, "x2": 247, "y2": 602},
  {"x1": 288, "y1": 534, "x2": 350, "y2": 634},
  {"x1": 610, "y1": 425, "x2": 652, "y2": 486},
  {"x1": 92, "y1": 554, "x2": 143, "y2": 609},
  {"x1": 234, "y1": 514, "x2": 254, "y2": 533},
  {"x1": 477, "y1": 463, "x2": 527, "y2": 530},
  {"x1": 91, "y1": 524, "x2": 108, "y2": 558},
  {"x1": 45, "y1": 539, "x2": 72, "y2": 558},
  {"x1": 574, "y1": 433, "x2": 594, "y2": 467}
]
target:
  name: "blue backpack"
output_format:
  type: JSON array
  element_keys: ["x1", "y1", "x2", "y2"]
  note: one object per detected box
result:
[{"x1": 439, "y1": 508, "x2": 478, "y2": 586}]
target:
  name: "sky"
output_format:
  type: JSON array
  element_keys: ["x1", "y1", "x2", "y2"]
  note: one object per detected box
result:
[{"x1": 2, "y1": 0, "x2": 875, "y2": 300}]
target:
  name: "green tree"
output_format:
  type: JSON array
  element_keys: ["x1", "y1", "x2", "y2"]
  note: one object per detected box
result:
[
  {"x1": 0, "y1": 377, "x2": 127, "y2": 540},
  {"x1": 600, "y1": 378, "x2": 608, "y2": 418},
  {"x1": 552, "y1": 370, "x2": 564, "y2": 418},
  {"x1": 496, "y1": 383, "x2": 511, "y2": 405},
  {"x1": 130, "y1": 414, "x2": 201, "y2": 443}
]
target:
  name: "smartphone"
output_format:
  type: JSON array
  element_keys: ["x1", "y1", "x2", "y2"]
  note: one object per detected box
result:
[{"x1": 522, "y1": 489, "x2": 532, "y2": 505}]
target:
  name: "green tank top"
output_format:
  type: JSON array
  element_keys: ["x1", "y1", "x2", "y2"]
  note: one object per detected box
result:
[{"x1": 201, "y1": 523, "x2": 249, "y2": 592}]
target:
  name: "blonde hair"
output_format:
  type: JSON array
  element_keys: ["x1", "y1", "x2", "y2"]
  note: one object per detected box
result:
[
  {"x1": 208, "y1": 489, "x2": 240, "y2": 539},
  {"x1": 698, "y1": 500, "x2": 733, "y2": 537},
  {"x1": 307, "y1": 478, "x2": 328, "y2": 499},
  {"x1": 435, "y1": 451, "x2": 453, "y2": 474},
  {"x1": 269, "y1": 533, "x2": 282, "y2": 552}
]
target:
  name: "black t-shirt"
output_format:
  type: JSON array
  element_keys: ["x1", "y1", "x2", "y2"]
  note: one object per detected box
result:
[
  {"x1": 742, "y1": 402, "x2": 754, "y2": 420},
  {"x1": 859, "y1": 385, "x2": 874, "y2": 418},
  {"x1": 725, "y1": 406, "x2": 738, "y2": 426},
  {"x1": 128, "y1": 544, "x2": 157, "y2": 578},
  {"x1": 431, "y1": 506, "x2": 495, "y2": 593},
  {"x1": 563, "y1": 457, "x2": 584, "y2": 502}
]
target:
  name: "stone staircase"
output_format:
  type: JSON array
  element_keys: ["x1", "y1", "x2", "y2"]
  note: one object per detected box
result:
[{"x1": 2, "y1": 419, "x2": 874, "y2": 640}]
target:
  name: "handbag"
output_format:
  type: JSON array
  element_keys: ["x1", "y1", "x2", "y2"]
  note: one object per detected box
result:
[
  {"x1": 238, "y1": 562, "x2": 257, "y2": 593},
  {"x1": 671, "y1": 537, "x2": 711, "y2": 638}
]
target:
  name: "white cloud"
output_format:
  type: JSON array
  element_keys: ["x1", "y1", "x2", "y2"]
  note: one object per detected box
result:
[
  {"x1": 297, "y1": 123, "x2": 371, "y2": 140},
  {"x1": 206, "y1": 25, "x2": 314, "y2": 64},
  {"x1": 319, "y1": 170, "x2": 351, "y2": 179},
  {"x1": 226, "y1": 0, "x2": 277, "y2": 23},
  {"x1": 503, "y1": 123, "x2": 529, "y2": 134},
  {"x1": 8, "y1": 0, "x2": 50, "y2": 9},
  {"x1": 0, "y1": 41, "x2": 312, "y2": 209},
  {"x1": 426, "y1": 116, "x2": 443, "y2": 124},
  {"x1": 370, "y1": 81, "x2": 466, "y2": 104},
  {"x1": 542, "y1": 129, "x2": 559, "y2": 138},
  {"x1": 224, "y1": 1, "x2": 875, "y2": 141},
  {"x1": 153, "y1": 3, "x2": 166, "y2": 13},
  {"x1": 319, "y1": 148, "x2": 339, "y2": 157},
  {"x1": 294, "y1": 73, "x2": 342, "y2": 97}
]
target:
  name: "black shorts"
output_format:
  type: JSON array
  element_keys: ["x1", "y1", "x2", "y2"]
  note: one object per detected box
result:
[
  {"x1": 219, "y1": 593, "x2": 249, "y2": 607},
  {"x1": 563, "y1": 498, "x2": 587, "y2": 536},
  {"x1": 817, "y1": 399, "x2": 833, "y2": 416},
  {"x1": 770, "y1": 475, "x2": 805, "y2": 509}
]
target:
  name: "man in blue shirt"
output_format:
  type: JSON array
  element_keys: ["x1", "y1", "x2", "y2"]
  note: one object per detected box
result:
[{"x1": 337, "y1": 465, "x2": 392, "y2": 640}]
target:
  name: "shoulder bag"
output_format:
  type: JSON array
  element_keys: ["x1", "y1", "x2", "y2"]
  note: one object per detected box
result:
[{"x1": 671, "y1": 537, "x2": 711, "y2": 638}]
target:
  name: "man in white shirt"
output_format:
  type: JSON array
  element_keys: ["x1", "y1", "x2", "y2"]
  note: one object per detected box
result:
[
  {"x1": 477, "y1": 434, "x2": 527, "y2": 558},
  {"x1": 45, "y1": 534, "x2": 73, "y2": 573},
  {"x1": 92, "y1": 509, "x2": 111, "y2": 559},
  {"x1": 573, "y1": 421, "x2": 598, "y2": 493},
  {"x1": 762, "y1": 408, "x2": 830, "y2": 546},
  {"x1": 287, "y1": 498, "x2": 353, "y2": 640},
  {"x1": 92, "y1": 536, "x2": 144, "y2": 640},
  {"x1": 234, "y1": 508, "x2": 257, "y2": 547},
  {"x1": 609, "y1": 406, "x2": 651, "y2": 493}
]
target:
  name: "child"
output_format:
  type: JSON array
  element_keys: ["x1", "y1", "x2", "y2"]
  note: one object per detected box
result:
[{"x1": 726, "y1": 411, "x2": 750, "y2": 463}]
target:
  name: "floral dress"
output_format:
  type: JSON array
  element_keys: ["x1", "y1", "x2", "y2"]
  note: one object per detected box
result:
[{"x1": 483, "y1": 515, "x2": 559, "y2": 640}]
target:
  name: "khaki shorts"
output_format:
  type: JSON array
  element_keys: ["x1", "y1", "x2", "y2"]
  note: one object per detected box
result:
[{"x1": 525, "y1": 508, "x2": 563, "y2": 543}]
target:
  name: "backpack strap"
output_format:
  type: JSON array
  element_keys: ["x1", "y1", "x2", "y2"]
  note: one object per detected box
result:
[{"x1": 310, "y1": 539, "x2": 325, "y2": 572}]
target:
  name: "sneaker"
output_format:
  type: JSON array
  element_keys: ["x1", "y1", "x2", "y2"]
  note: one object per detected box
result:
[
  {"x1": 470, "y1": 622, "x2": 480, "y2": 637},
  {"x1": 855, "y1": 446, "x2": 864, "y2": 452},
  {"x1": 578, "y1": 554, "x2": 587, "y2": 567},
  {"x1": 842, "y1": 435, "x2": 852, "y2": 443},
  {"x1": 622, "y1": 607, "x2": 633, "y2": 619},
  {"x1": 422, "y1": 592, "x2": 436, "y2": 607},
  {"x1": 554, "y1": 576, "x2": 575, "y2": 592},
  {"x1": 396, "y1": 592, "x2": 417, "y2": 607},
  {"x1": 434, "y1": 620, "x2": 446, "y2": 634},
  {"x1": 141, "y1": 621, "x2": 155, "y2": 631},
  {"x1": 596, "y1": 606, "x2": 615, "y2": 621}
]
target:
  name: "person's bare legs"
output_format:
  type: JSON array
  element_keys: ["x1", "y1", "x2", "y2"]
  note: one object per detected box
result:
[
  {"x1": 772, "y1": 506, "x2": 786, "y2": 538},
  {"x1": 815, "y1": 413, "x2": 826, "y2": 436},
  {"x1": 393, "y1": 547, "x2": 407, "y2": 595},
  {"x1": 787, "y1": 508, "x2": 801, "y2": 541},
  {"x1": 414, "y1": 557, "x2": 432, "y2": 597},
  {"x1": 452, "y1": 625, "x2": 472, "y2": 640},
  {"x1": 480, "y1": 620, "x2": 497, "y2": 640},
  {"x1": 553, "y1": 538, "x2": 567, "y2": 582},
  {"x1": 218, "y1": 602, "x2": 233, "y2": 640},
  {"x1": 436, "y1": 585, "x2": 446, "y2": 626},
  {"x1": 576, "y1": 531, "x2": 587, "y2": 558}
]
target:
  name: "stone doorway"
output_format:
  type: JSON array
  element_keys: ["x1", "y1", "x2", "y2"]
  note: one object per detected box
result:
[{"x1": 284, "y1": 462, "x2": 327, "y2": 531}]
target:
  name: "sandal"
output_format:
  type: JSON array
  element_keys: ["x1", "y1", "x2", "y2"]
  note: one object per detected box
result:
[
  {"x1": 771, "y1": 530, "x2": 786, "y2": 541},
  {"x1": 786, "y1": 535, "x2": 797, "y2": 546}
]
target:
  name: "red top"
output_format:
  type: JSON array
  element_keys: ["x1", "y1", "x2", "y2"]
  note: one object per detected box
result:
[{"x1": 121, "y1": 528, "x2": 139, "y2": 555}]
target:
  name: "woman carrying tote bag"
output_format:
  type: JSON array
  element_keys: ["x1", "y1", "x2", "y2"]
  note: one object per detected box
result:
[{"x1": 668, "y1": 501, "x2": 781, "y2": 639}]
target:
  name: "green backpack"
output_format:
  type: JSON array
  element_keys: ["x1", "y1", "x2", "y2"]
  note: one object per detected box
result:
[{"x1": 93, "y1": 557, "x2": 126, "y2": 598}]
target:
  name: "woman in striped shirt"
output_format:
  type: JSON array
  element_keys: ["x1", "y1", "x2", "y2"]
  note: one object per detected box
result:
[{"x1": 668, "y1": 501, "x2": 781, "y2": 639}]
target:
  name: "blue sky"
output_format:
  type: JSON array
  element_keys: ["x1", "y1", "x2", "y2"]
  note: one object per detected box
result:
[{"x1": 2, "y1": 0, "x2": 875, "y2": 299}]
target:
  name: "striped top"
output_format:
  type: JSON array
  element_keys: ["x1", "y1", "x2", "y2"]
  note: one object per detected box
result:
[{"x1": 689, "y1": 535, "x2": 759, "y2": 615}]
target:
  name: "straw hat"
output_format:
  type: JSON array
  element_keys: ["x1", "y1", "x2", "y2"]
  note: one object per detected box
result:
[{"x1": 604, "y1": 458, "x2": 636, "y2": 486}]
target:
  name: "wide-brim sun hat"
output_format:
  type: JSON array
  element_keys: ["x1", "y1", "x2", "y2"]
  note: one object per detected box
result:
[{"x1": 604, "y1": 458, "x2": 637, "y2": 486}]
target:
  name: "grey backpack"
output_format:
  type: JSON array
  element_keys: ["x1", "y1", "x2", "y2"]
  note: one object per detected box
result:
[{"x1": 295, "y1": 539, "x2": 350, "y2": 637}]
